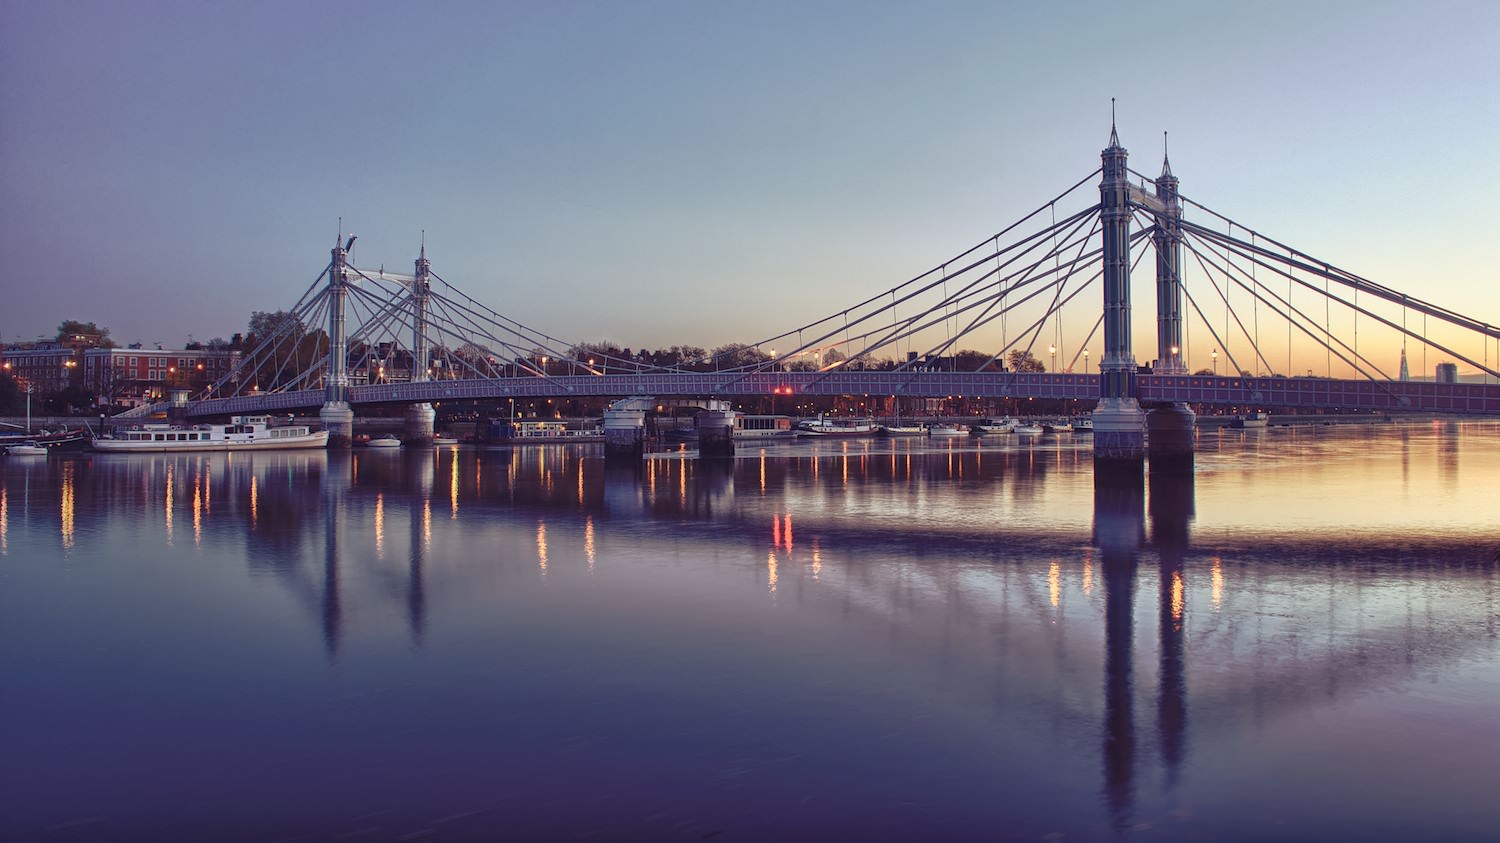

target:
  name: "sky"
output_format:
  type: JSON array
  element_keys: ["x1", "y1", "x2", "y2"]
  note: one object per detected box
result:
[{"x1": 2, "y1": 0, "x2": 1497, "y2": 374}]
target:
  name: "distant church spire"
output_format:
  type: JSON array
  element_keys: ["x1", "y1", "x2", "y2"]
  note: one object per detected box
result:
[{"x1": 1399, "y1": 348, "x2": 1410, "y2": 382}]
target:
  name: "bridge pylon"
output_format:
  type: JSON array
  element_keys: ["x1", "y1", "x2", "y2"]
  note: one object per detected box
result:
[
  {"x1": 1146, "y1": 138, "x2": 1196, "y2": 472},
  {"x1": 403, "y1": 242, "x2": 436, "y2": 446},
  {"x1": 1093, "y1": 117, "x2": 1146, "y2": 474},
  {"x1": 320, "y1": 234, "x2": 355, "y2": 448}
]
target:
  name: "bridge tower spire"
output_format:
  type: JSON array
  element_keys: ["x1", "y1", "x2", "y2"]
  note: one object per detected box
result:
[
  {"x1": 412, "y1": 236, "x2": 430, "y2": 382},
  {"x1": 319, "y1": 232, "x2": 356, "y2": 448},
  {"x1": 1094, "y1": 110, "x2": 1146, "y2": 472},
  {"x1": 1143, "y1": 132, "x2": 1197, "y2": 473},
  {"x1": 1154, "y1": 133, "x2": 1186, "y2": 374},
  {"x1": 402, "y1": 238, "x2": 436, "y2": 445}
]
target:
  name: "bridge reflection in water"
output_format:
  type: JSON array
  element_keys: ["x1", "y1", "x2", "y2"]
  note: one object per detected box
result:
[{"x1": 3, "y1": 427, "x2": 1497, "y2": 838}]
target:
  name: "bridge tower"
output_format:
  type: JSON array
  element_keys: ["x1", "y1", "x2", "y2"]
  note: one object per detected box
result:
[
  {"x1": 319, "y1": 235, "x2": 355, "y2": 448},
  {"x1": 1094, "y1": 117, "x2": 1146, "y2": 473},
  {"x1": 403, "y1": 242, "x2": 436, "y2": 446},
  {"x1": 1153, "y1": 138, "x2": 1186, "y2": 375},
  {"x1": 1145, "y1": 137, "x2": 1196, "y2": 472}
]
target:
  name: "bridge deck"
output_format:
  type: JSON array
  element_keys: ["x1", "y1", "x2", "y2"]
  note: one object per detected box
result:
[{"x1": 182, "y1": 372, "x2": 1500, "y2": 417}]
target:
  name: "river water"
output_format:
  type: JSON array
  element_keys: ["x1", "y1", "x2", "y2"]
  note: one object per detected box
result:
[{"x1": 2, "y1": 421, "x2": 1497, "y2": 841}]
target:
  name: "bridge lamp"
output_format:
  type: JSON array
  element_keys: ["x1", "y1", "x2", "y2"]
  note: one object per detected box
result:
[
  {"x1": 1212, "y1": 349, "x2": 1218, "y2": 374},
  {"x1": 1083, "y1": 349, "x2": 1089, "y2": 373},
  {"x1": 1049, "y1": 344, "x2": 1056, "y2": 372}
]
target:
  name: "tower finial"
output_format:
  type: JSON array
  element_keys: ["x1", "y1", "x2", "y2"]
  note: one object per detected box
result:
[
  {"x1": 1161, "y1": 130, "x2": 1173, "y2": 177},
  {"x1": 420, "y1": 229, "x2": 426, "y2": 260},
  {"x1": 337, "y1": 216, "x2": 343, "y2": 247},
  {"x1": 1108, "y1": 98, "x2": 1120, "y2": 148}
]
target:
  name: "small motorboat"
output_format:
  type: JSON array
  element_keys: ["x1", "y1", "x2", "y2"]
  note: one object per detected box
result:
[
  {"x1": 971, "y1": 419, "x2": 1015, "y2": 435},
  {"x1": 432, "y1": 436, "x2": 459, "y2": 446},
  {"x1": 6, "y1": 441, "x2": 49, "y2": 456},
  {"x1": 366, "y1": 435, "x2": 402, "y2": 449},
  {"x1": 925, "y1": 423, "x2": 969, "y2": 437},
  {"x1": 1013, "y1": 422, "x2": 1045, "y2": 436}
]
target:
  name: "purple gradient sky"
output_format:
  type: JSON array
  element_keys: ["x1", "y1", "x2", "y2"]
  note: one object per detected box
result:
[{"x1": 2, "y1": 1, "x2": 1496, "y2": 369}]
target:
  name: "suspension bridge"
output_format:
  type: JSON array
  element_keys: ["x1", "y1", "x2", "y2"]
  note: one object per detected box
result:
[{"x1": 163, "y1": 118, "x2": 1500, "y2": 467}]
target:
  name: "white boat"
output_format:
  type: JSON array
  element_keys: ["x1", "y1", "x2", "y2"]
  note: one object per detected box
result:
[
  {"x1": 366, "y1": 434, "x2": 402, "y2": 449},
  {"x1": 925, "y1": 423, "x2": 969, "y2": 437},
  {"x1": 6, "y1": 441, "x2": 49, "y2": 456},
  {"x1": 1043, "y1": 419, "x2": 1072, "y2": 433},
  {"x1": 1071, "y1": 416, "x2": 1094, "y2": 433},
  {"x1": 1230, "y1": 412, "x2": 1269, "y2": 429},
  {"x1": 971, "y1": 419, "x2": 1016, "y2": 435},
  {"x1": 796, "y1": 416, "x2": 879, "y2": 437},
  {"x1": 735, "y1": 415, "x2": 796, "y2": 440},
  {"x1": 432, "y1": 436, "x2": 459, "y2": 446},
  {"x1": 879, "y1": 424, "x2": 927, "y2": 437},
  {"x1": 93, "y1": 416, "x2": 328, "y2": 453},
  {"x1": 1013, "y1": 422, "x2": 1045, "y2": 436}
]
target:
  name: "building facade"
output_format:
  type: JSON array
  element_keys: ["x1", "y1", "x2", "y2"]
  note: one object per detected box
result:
[{"x1": 83, "y1": 347, "x2": 240, "y2": 408}]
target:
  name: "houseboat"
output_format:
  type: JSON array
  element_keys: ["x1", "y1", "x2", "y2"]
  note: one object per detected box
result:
[
  {"x1": 93, "y1": 415, "x2": 328, "y2": 452},
  {"x1": 796, "y1": 416, "x2": 880, "y2": 438},
  {"x1": 489, "y1": 419, "x2": 605, "y2": 443},
  {"x1": 735, "y1": 415, "x2": 796, "y2": 441}
]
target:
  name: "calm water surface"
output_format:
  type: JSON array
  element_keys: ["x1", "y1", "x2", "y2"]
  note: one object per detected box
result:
[{"x1": 3, "y1": 421, "x2": 1498, "y2": 841}]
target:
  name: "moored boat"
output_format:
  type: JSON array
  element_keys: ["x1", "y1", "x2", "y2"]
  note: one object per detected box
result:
[
  {"x1": 1042, "y1": 419, "x2": 1072, "y2": 434},
  {"x1": 879, "y1": 424, "x2": 927, "y2": 437},
  {"x1": 93, "y1": 415, "x2": 328, "y2": 452},
  {"x1": 971, "y1": 419, "x2": 1016, "y2": 435},
  {"x1": 432, "y1": 436, "x2": 459, "y2": 446},
  {"x1": 6, "y1": 441, "x2": 49, "y2": 456},
  {"x1": 1013, "y1": 422, "x2": 1045, "y2": 436},
  {"x1": 366, "y1": 434, "x2": 402, "y2": 449},
  {"x1": 0, "y1": 427, "x2": 90, "y2": 452},
  {"x1": 735, "y1": 414, "x2": 796, "y2": 441},
  {"x1": 796, "y1": 416, "x2": 879, "y2": 437},
  {"x1": 1230, "y1": 412, "x2": 1269, "y2": 429},
  {"x1": 1071, "y1": 416, "x2": 1094, "y2": 433},
  {"x1": 925, "y1": 423, "x2": 969, "y2": 437}
]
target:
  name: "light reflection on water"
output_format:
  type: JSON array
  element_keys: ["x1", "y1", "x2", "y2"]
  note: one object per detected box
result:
[{"x1": 0, "y1": 421, "x2": 1497, "y2": 840}]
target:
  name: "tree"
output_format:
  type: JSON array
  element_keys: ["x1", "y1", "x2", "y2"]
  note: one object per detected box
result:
[
  {"x1": 1192, "y1": 367, "x2": 1214, "y2": 376},
  {"x1": 96, "y1": 362, "x2": 132, "y2": 410},
  {"x1": 953, "y1": 349, "x2": 1002, "y2": 372},
  {"x1": 710, "y1": 343, "x2": 771, "y2": 369},
  {"x1": 567, "y1": 341, "x2": 628, "y2": 372},
  {"x1": 1007, "y1": 349, "x2": 1046, "y2": 372},
  {"x1": 239, "y1": 310, "x2": 310, "y2": 390},
  {"x1": 821, "y1": 348, "x2": 847, "y2": 368},
  {"x1": 0, "y1": 371, "x2": 21, "y2": 415},
  {"x1": 56, "y1": 320, "x2": 114, "y2": 348}
]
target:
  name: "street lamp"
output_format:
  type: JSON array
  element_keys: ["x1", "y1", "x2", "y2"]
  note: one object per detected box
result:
[
  {"x1": 1049, "y1": 344, "x2": 1056, "y2": 372},
  {"x1": 1211, "y1": 349, "x2": 1218, "y2": 375},
  {"x1": 1170, "y1": 345, "x2": 1179, "y2": 369},
  {"x1": 1083, "y1": 349, "x2": 1089, "y2": 373},
  {"x1": 540, "y1": 355, "x2": 548, "y2": 375}
]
